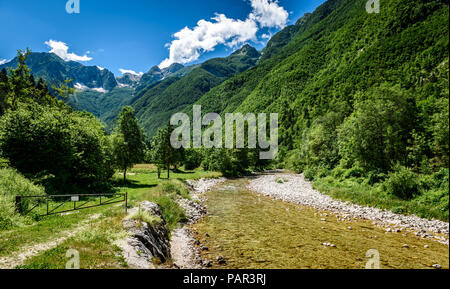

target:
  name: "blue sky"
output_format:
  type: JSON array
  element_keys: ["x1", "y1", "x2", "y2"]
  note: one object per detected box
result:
[{"x1": 0, "y1": 0, "x2": 325, "y2": 76}]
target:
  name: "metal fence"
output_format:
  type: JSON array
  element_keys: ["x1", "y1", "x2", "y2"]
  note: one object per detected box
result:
[{"x1": 15, "y1": 193, "x2": 128, "y2": 217}]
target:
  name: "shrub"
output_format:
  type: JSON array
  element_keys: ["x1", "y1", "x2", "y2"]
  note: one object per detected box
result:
[
  {"x1": 0, "y1": 105, "x2": 114, "y2": 194},
  {"x1": 0, "y1": 168, "x2": 44, "y2": 230},
  {"x1": 127, "y1": 210, "x2": 161, "y2": 226},
  {"x1": 343, "y1": 166, "x2": 365, "y2": 179},
  {"x1": 159, "y1": 180, "x2": 190, "y2": 199},
  {"x1": 384, "y1": 165, "x2": 420, "y2": 200}
]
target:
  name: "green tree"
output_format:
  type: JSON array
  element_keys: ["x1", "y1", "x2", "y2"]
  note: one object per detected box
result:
[
  {"x1": 112, "y1": 106, "x2": 146, "y2": 183},
  {"x1": 0, "y1": 68, "x2": 9, "y2": 116},
  {"x1": 0, "y1": 105, "x2": 113, "y2": 194},
  {"x1": 338, "y1": 86, "x2": 416, "y2": 171},
  {"x1": 151, "y1": 125, "x2": 176, "y2": 179}
]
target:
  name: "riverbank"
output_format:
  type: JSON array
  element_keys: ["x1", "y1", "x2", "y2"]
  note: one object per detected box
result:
[
  {"x1": 170, "y1": 178, "x2": 226, "y2": 269},
  {"x1": 247, "y1": 173, "x2": 449, "y2": 245}
]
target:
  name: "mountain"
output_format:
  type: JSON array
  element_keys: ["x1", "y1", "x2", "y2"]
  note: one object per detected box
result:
[
  {"x1": 135, "y1": 63, "x2": 194, "y2": 93},
  {"x1": 0, "y1": 52, "x2": 118, "y2": 91},
  {"x1": 131, "y1": 44, "x2": 261, "y2": 137},
  {"x1": 192, "y1": 0, "x2": 449, "y2": 156},
  {"x1": 116, "y1": 73, "x2": 142, "y2": 88}
]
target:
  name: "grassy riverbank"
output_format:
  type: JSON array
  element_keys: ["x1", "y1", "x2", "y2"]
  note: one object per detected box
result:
[{"x1": 0, "y1": 165, "x2": 220, "y2": 269}]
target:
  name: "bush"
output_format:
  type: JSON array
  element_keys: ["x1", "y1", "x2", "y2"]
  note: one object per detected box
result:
[
  {"x1": 0, "y1": 168, "x2": 44, "y2": 230},
  {"x1": 343, "y1": 166, "x2": 365, "y2": 179},
  {"x1": 384, "y1": 165, "x2": 420, "y2": 200},
  {"x1": 0, "y1": 105, "x2": 114, "y2": 194},
  {"x1": 159, "y1": 180, "x2": 190, "y2": 199}
]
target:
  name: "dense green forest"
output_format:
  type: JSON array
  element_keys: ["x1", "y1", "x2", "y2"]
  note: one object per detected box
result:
[{"x1": 183, "y1": 0, "x2": 449, "y2": 219}]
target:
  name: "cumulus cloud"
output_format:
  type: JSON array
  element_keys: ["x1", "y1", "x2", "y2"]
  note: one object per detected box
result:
[
  {"x1": 249, "y1": 0, "x2": 289, "y2": 28},
  {"x1": 159, "y1": 0, "x2": 288, "y2": 68},
  {"x1": 45, "y1": 40, "x2": 92, "y2": 62},
  {"x1": 0, "y1": 59, "x2": 9, "y2": 65},
  {"x1": 119, "y1": 69, "x2": 143, "y2": 76}
]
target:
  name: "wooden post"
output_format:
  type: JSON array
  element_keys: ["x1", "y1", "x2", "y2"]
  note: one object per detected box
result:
[
  {"x1": 125, "y1": 192, "x2": 128, "y2": 214},
  {"x1": 15, "y1": 196, "x2": 22, "y2": 214}
]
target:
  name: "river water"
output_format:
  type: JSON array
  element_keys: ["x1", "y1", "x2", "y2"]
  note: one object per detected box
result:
[{"x1": 191, "y1": 178, "x2": 449, "y2": 269}]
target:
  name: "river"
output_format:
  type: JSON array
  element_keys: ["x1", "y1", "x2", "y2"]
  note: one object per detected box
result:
[{"x1": 190, "y1": 177, "x2": 449, "y2": 269}]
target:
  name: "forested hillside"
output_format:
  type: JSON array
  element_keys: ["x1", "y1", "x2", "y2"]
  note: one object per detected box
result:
[
  {"x1": 188, "y1": 0, "x2": 449, "y2": 220},
  {"x1": 132, "y1": 44, "x2": 261, "y2": 137}
]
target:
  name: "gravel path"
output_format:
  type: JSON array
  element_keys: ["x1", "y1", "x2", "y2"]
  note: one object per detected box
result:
[
  {"x1": 247, "y1": 173, "x2": 449, "y2": 245},
  {"x1": 0, "y1": 214, "x2": 101, "y2": 269}
]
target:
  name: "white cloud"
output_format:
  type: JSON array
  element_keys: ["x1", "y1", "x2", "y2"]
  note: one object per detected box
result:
[
  {"x1": 249, "y1": 0, "x2": 289, "y2": 28},
  {"x1": 45, "y1": 40, "x2": 92, "y2": 62},
  {"x1": 159, "y1": 0, "x2": 288, "y2": 68},
  {"x1": 0, "y1": 59, "x2": 9, "y2": 65},
  {"x1": 119, "y1": 68, "x2": 143, "y2": 76}
]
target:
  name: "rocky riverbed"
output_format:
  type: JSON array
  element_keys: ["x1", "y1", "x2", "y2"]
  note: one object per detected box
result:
[
  {"x1": 247, "y1": 173, "x2": 449, "y2": 245},
  {"x1": 170, "y1": 178, "x2": 226, "y2": 269}
]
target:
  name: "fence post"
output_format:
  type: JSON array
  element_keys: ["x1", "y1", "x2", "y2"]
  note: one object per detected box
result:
[
  {"x1": 15, "y1": 196, "x2": 22, "y2": 214},
  {"x1": 125, "y1": 192, "x2": 128, "y2": 214}
]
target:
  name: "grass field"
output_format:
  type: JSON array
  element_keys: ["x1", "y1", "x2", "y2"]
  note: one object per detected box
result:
[{"x1": 0, "y1": 165, "x2": 220, "y2": 269}]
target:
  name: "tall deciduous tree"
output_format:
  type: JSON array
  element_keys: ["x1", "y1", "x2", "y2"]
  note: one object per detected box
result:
[
  {"x1": 152, "y1": 125, "x2": 176, "y2": 179},
  {"x1": 112, "y1": 106, "x2": 146, "y2": 183}
]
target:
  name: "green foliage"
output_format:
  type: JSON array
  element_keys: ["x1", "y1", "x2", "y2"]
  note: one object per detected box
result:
[
  {"x1": 150, "y1": 125, "x2": 178, "y2": 178},
  {"x1": 159, "y1": 179, "x2": 191, "y2": 199},
  {"x1": 0, "y1": 50, "x2": 62, "y2": 115},
  {"x1": 127, "y1": 209, "x2": 162, "y2": 226},
  {"x1": 338, "y1": 86, "x2": 416, "y2": 171},
  {"x1": 384, "y1": 165, "x2": 420, "y2": 200},
  {"x1": 0, "y1": 168, "x2": 44, "y2": 230},
  {"x1": 112, "y1": 106, "x2": 146, "y2": 182},
  {"x1": 0, "y1": 105, "x2": 113, "y2": 194},
  {"x1": 183, "y1": 149, "x2": 203, "y2": 170}
]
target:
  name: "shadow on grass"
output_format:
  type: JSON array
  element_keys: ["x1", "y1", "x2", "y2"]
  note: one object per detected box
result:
[{"x1": 112, "y1": 179, "x2": 157, "y2": 190}]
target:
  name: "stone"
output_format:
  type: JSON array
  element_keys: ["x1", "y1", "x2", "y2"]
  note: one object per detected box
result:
[
  {"x1": 432, "y1": 264, "x2": 441, "y2": 269},
  {"x1": 217, "y1": 256, "x2": 227, "y2": 265}
]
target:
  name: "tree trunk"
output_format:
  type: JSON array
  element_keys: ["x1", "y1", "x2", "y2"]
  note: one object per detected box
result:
[
  {"x1": 157, "y1": 167, "x2": 161, "y2": 179},
  {"x1": 167, "y1": 163, "x2": 170, "y2": 179},
  {"x1": 123, "y1": 167, "x2": 127, "y2": 183}
]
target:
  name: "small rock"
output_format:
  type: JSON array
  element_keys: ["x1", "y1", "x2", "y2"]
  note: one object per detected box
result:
[
  {"x1": 402, "y1": 244, "x2": 409, "y2": 248},
  {"x1": 203, "y1": 260, "x2": 212, "y2": 268},
  {"x1": 321, "y1": 218, "x2": 326, "y2": 222},
  {"x1": 432, "y1": 264, "x2": 441, "y2": 269},
  {"x1": 201, "y1": 246, "x2": 209, "y2": 251},
  {"x1": 193, "y1": 240, "x2": 200, "y2": 246},
  {"x1": 348, "y1": 227, "x2": 352, "y2": 230},
  {"x1": 424, "y1": 245, "x2": 429, "y2": 249},
  {"x1": 217, "y1": 256, "x2": 226, "y2": 265}
]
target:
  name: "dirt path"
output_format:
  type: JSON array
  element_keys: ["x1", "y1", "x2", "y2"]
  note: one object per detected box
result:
[{"x1": 0, "y1": 214, "x2": 101, "y2": 269}]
